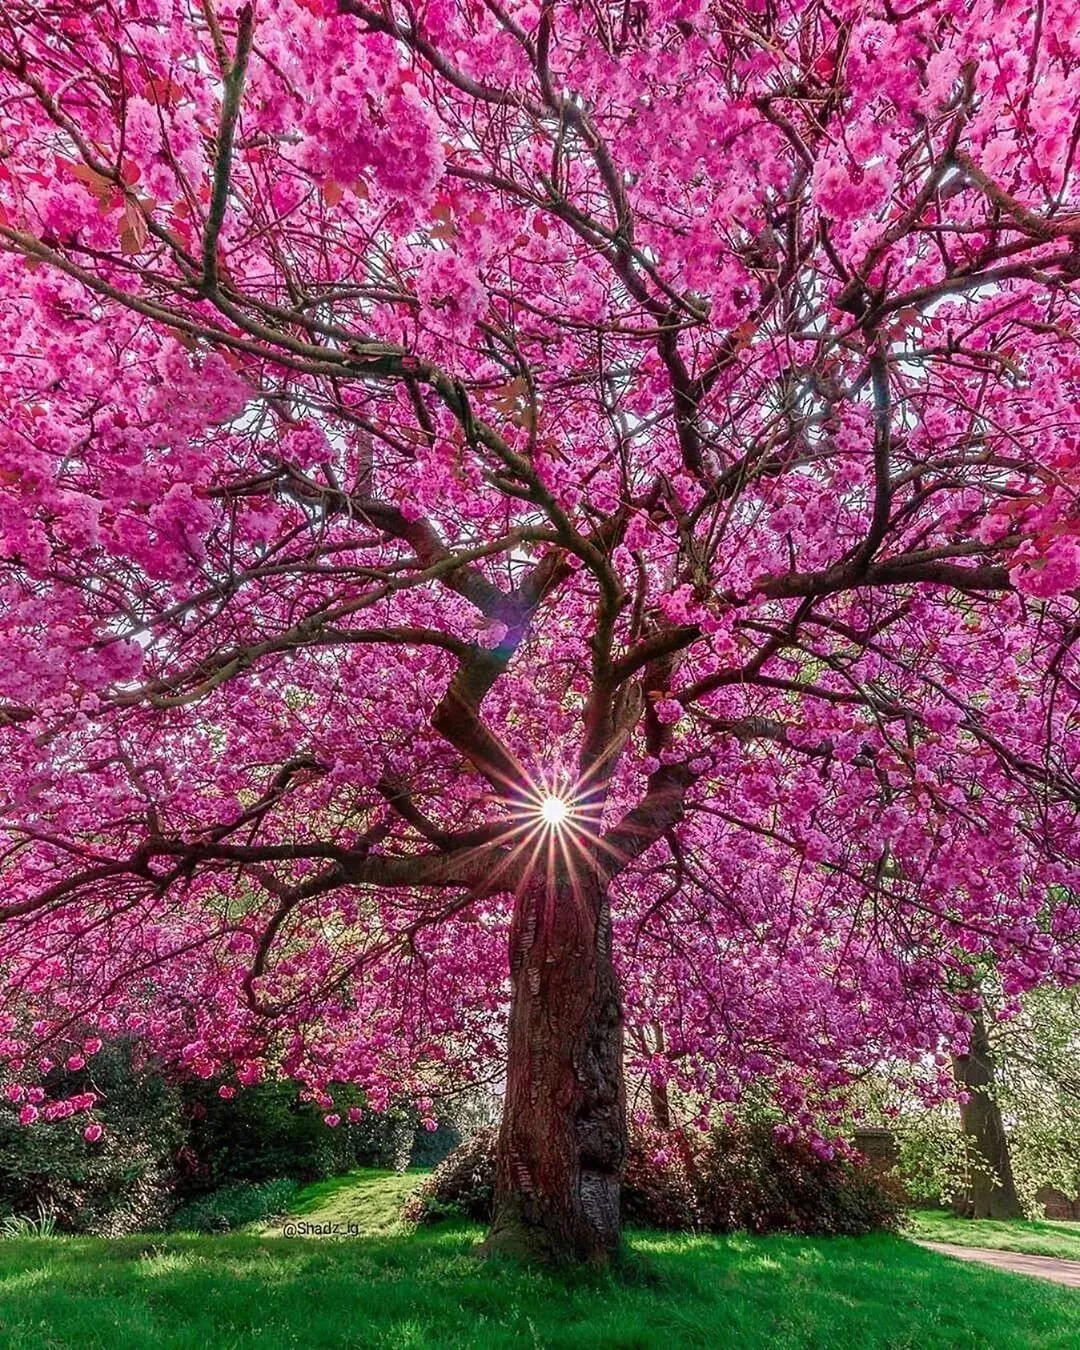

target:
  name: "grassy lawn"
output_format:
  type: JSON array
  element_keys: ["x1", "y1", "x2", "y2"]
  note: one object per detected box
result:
[
  {"x1": 253, "y1": 1168, "x2": 422, "y2": 1236},
  {"x1": 0, "y1": 1177, "x2": 1076, "y2": 1349},
  {"x1": 911, "y1": 1208, "x2": 1080, "y2": 1263}
]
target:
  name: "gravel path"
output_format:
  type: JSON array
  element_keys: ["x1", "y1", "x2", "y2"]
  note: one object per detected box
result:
[{"x1": 916, "y1": 1240, "x2": 1080, "y2": 1288}]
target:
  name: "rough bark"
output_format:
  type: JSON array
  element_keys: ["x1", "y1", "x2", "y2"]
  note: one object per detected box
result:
[
  {"x1": 482, "y1": 867, "x2": 626, "y2": 1264},
  {"x1": 952, "y1": 1009, "x2": 1024, "y2": 1220}
]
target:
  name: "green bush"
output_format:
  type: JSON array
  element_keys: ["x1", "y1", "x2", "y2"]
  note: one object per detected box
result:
[
  {"x1": 181, "y1": 1080, "x2": 417, "y2": 1191},
  {"x1": 409, "y1": 1119, "x2": 463, "y2": 1169},
  {"x1": 169, "y1": 1179, "x2": 300, "y2": 1233},
  {"x1": 0, "y1": 1039, "x2": 185, "y2": 1236},
  {"x1": 889, "y1": 1115, "x2": 971, "y2": 1208},
  {"x1": 183, "y1": 1081, "x2": 351, "y2": 1188}
]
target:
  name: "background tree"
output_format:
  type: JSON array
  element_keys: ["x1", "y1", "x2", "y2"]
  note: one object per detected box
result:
[
  {"x1": 1, "y1": 0, "x2": 1079, "y2": 1263},
  {"x1": 853, "y1": 984, "x2": 1080, "y2": 1215},
  {"x1": 951, "y1": 1006, "x2": 1023, "y2": 1219},
  {"x1": 994, "y1": 986, "x2": 1080, "y2": 1214}
]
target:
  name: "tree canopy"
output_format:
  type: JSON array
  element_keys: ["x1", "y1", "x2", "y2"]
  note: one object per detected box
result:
[{"x1": 0, "y1": 0, "x2": 1078, "y2": 1178}]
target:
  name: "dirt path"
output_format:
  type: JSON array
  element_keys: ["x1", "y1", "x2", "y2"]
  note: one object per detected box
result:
[{"x1": 916, "y1": 1239, "x2": 1080, "y2": 1288}]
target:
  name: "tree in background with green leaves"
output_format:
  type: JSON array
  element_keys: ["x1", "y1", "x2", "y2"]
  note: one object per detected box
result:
[{"x1": 854, "y1": 984, "x2": 1080, "y2": 1217}]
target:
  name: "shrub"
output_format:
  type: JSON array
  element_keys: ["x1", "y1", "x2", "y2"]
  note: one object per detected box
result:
[
  {"x1": 620, "y1": 1127, "x2": 704, "y2": 1231},
  {"x1": 890, "y1": 1117, "x2": 971, "y2": 1209},
  {"x1": 169, "y1": 1179, "x2": 299, "y2": 1233},
  {"x1": 181, "y1": 1080, "x2": 417, "y2": 1191},
  {"x1": 696, "y1": 1124, "x2": 904, "y2": 1236},
  {"x1": 350, "y1": 1100, "x2": 417, "y2": 1171},
  {"x1": 404, "y1": 1122, "x2": 903, "y2": 1237},
  {"x1": 409, "y1": 1119, "x2": 463, "y2": 1170},
  {"x1": 0, "y1": 1039, "x2": 185, "y2": 1236},
  {"x1": 183, "y1": 1080, "x2": 352, "y2": 1189},
  {"x1": 402, "y1": 1127, "x2": 497, "y2": 1224}
]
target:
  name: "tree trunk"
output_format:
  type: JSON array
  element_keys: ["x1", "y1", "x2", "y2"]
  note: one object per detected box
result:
[
  {"x1": 483, "y1": 868, "x2": 626, "y2": 1265},
  {"x1": 952, "y1": 1009, "x2": 1023, "y2": 1220},
  {"x1": 648, "y1": 1022, "x2": 673, "y2": 1129}
]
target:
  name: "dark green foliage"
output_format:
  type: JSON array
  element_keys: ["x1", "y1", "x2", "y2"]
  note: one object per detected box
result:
[
  {"x1": 182, "y1": 1081, "x2": 422, "y2": 1192},
  {"x1": 409, "y1": 1119, "x2": 463, "y2": 1169},
  {"x1": 405, "y1": 1123, "x2": 903, "y2": 1237},
  {"x1": 351, "y1": 1100, "x2": 418, "y2": 1172},
  {"x1": 168, "y1": 1180, "x2": 299, "y2": 1233},
  {"x1": 0, "y1": 1040, "x2": 185, "y2": 1236},
  {"x1": 184, "y1": 1081, "x2": 352, "y2": 1188}
]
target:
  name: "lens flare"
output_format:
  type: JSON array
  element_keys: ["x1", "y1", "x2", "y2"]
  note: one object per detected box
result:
[{"x1": 539, "y1": 794, "x2": 571, "y2": 828}]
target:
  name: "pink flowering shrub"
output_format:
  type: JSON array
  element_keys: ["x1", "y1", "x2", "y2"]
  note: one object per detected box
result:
[
  {"x1": 402, "y1": 1126, "x2": 498, "y2": 1226},
  {"x1": 695, "y1": 1124, "x2": 905, "y2": 1237},
  {"x1": 404, "y1": 1123, "x2": 903, "y2": 1236},
  {"x1": 0, "y1": 1041, "x2": 184, "y2": 1236}
]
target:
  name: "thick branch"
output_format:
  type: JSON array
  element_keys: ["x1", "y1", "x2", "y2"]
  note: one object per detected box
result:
[
  {"x1": 600, "y1": 761, "x2": 699, "y2": 877},
  {"x1": 202, "y1": 3, "x2": 255, "y2": 293}
]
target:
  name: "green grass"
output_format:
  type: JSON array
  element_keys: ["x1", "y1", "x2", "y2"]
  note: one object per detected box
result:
[
  {"x1": 253, "y1": 1168, "x2": 421, "y2": 1236},
  {"x1": 0, "y1": 1176, "x2": 1077, "y2": 1349},
  {"x1": 911, "y1": 1208, "x2": 1080, "y2": 1263}
]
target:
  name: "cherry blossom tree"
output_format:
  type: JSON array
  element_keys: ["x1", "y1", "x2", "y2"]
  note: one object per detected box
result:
[{"x1": 1, "y1": 0, "x2": 1079, "y2": 1263}]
